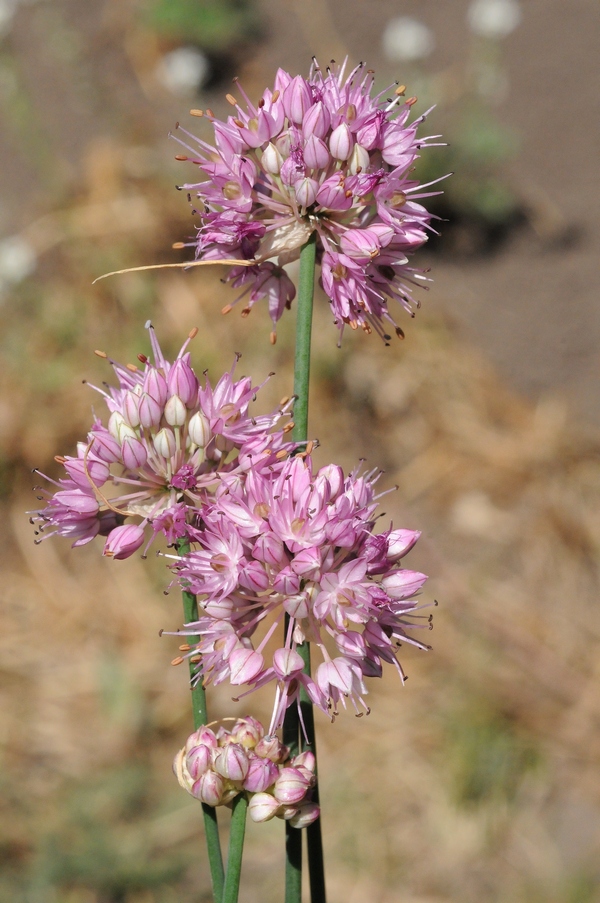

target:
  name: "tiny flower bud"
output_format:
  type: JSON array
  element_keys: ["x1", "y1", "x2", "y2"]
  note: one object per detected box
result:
[
  {"x1": 214, "y1": 743, "x2": 249, "y2": 781},
  {"x1": 167, "y1": 357, "x2": 199, "y2": 406},
  {"x1": 121, "y1": 436, "x2": 148, "y2": 470},
  {"x1": 303, "y1": 135, "x2": 330, "y2": 170},
  {"x1": 261, "y1": 141, "x2": 284, "y2": 174},
  {"x1": 122, "y1": 391, "x2": 141, "y2": 428},
  {"x1": 90, "y1": 430, "x2": 121, "y2": 463},
  {"x1": 274, "y1": 767, "x2": 311, "y2": 805},
  {"x1": 108, "y1": 411, "x2": 126, "y2": 441},
  {"x1": 348, "y1": 142, "x2": 370, "y2": 175},
  {"x1": 248, "y1": 791, "x2": 281, "y2": 823},
  {"x1": 164, "y1": 394, "x2": 187, "y2": 427},
  {"x1": 294, "y1": 176, "x2": 319, "y2": 208},
  {"x1": 387, "y1": 529, "x2": 421, "y2": 560},
  {"x1": 193, "y1": 770, "x2": 225, "y2": 806},
  {"x1": 381, "y1": 569, "x2": 428, "y2": 599},
  {"x1": 329, "y1": 122, "x2": 353, "y2": 161},
  {"x1": 186, "y1": 743, "x2": 213, "y2": 779},
  {"x1": 153, "y1": 427, "x2": 177, "y2": 459},
  {"x1": 188, "y1": 410, "x2": 211, "y2": 447},
  {"x1": 143, "y1": 368, "x2": 168, "y2": 406},
  {"x1": 302, "y1": 100, "x2": 330, "y2": 138},
  {"x1": 255, "y1": 735, "x2": 287, "y2": 763},
  {"x1": 283, "y1": 75, "x2": 312, "y2": 124},
  {"x1": 243, "y1": 755, "x2": 279, "y2": 792},
  {"x1": 288, "y1": 801, "x2": 320, "y2": 828},
  {"x1": 103, "y1": 524, "x2": 145, "y2": 560},
  {"x1": 138, "y1": 392, "x2": 163, "y2": 429},
  {"x1": 231, "y1": 716, "x2": 264, "y2": 748}
]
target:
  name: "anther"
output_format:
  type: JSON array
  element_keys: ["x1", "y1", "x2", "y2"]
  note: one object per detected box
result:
[
  {"x1": 395, "y1": 84, "x2": 406, "y2": 96},
  {"x1": 233, "y1": 118, "x2": 244, "y2": 128},
  {"x1": 205, "y1": 109, "x2": 214, "y2": 118},
  {"x1": 241, "y1": 307, "x2": 251, "y2": 318},
  {"x1": 221, "y1": 304, "x2": 233, "y2": 315},
  {"x1": 94, "y1": 350, "x2": 108, "y2": 358},
  {"x1": 126, "y1": 363, "x2": 138, "y2": 372},
  {"x1": 137, "y1": 353, "x2": 148, "y2": 364},
  {"x1": 271, "y1": 89, "x2": 280, "y2": 102},
  {"x1": 226, "y1": 94, "x2": 237, "y2": 106},
  {"x1": 179, "y1": 644, "x2": 191, "y2": 651},
  {"x1": 395, "y1": 326, "x2": 405, "y2": 339},
  {"x1": 405, "y1": 96, "x2": 418, "y2": 107},
  {"x1": 270, "y1": 331, "x2": 277, "y2": 345},
  {"x1": 54, "y1": 455, "x2": 66, "y2": 463},
  {"x1": 172, "y1": 242, "x2": 185, "y2": 249},
  {"x1": 171, "y1": 656, "x2": 184, "y2": 666},
  {"x1": 174, "y1": 154, "x2": 188, "y2": 161},
  {"x1": 189, "y1": 326, "x2": 199, "y2": 339},
  {"x1": 189, "y1": 109, "x2": 204, "y2": 117},
  {"x1": 189, "y1": 655, "x2": 201, "y2": 663}
]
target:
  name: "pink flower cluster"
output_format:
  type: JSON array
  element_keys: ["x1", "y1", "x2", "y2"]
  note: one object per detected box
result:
[
  {"x1": 174, "y1": 58, "x2": 444, "y2": 342},
  {"x1": 30, "y1": 323, "x2": 292, "y2": 558},
  {"x1": 173, "y1": 716, "x2": 319, "y2": 828},
  {"x1": 31, "y1": 325, "x2": 431, "y2": 814},
  {"x1": 169, "y1": 453, "x2": 431, "y2": 734}
]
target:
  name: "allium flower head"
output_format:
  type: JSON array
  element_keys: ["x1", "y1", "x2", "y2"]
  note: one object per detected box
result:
[
  {"x1": 174, "y1": 58, "x2": 445, "y2": 342},
  {"x1": 173, "y1": 716, "x2": 319, "y2": 827},
  {"x1": 30, "y1": 322, "x2": 293, "y2": 558},
  {"x1": 168, "y1": 455, "x2": 433, "y2": 733}
]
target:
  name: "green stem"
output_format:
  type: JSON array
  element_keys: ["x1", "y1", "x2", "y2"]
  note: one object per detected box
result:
[
  {"x1": 181, "y1": 582, "x2": 225, "y2": 902},
  {"x1": 300, "y1": 670, "x2": 326, "y2": 903},
  {"x1": 292, "y1": 231, "x2": 317, "y2": 445},
  {"x1": 284, "y1": 232, "x2": 327, "y2": 903},
  {"x1": 221, "y1": 794, "x2": 248, "y2": 903}
]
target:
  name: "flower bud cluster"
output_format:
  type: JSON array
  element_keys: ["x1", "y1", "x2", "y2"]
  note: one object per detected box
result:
[
  {"x1": 30, "y1": 323, "x2": 292, "y2": 558},
  {"x1": 173, "y1": 717, "x2": 319, "y2": 828},
  {"x1": 175, "y1": 58, "x2": 445, "y2": 342}
]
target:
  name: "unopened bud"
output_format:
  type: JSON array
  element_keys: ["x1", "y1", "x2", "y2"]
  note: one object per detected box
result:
[
  {"x1": 261, "y1": 142, "x2": 284, "y2": 174},
  {"x1": 248, "y1": 791, "x2": 281, "y2": 822},
  {"x1": 329, "y1": 123, "x2": 354, "y2": 161},
  {"x1": 214, "y1": 743, "x2": 249, "y2": 782},
  {"x1": 103, "y1": 524, "x2": 145, "y2": 560},
  {"x1": 153, "y1": 427, "x2": 177, "y2": 459},
  {"x1": 164, "y1": 394, "x2": 187, "y2": 427},
  {"x1": 188, "y1": 410, "x2": 211, "y2": 447}
]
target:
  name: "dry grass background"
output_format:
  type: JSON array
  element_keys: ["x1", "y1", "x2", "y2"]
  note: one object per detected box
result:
[{"x1": 1, "y1": 5, "x2": 600, "y2": 901}]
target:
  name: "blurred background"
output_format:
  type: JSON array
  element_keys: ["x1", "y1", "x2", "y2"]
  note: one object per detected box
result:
[{"x1": 1, "y1": 1, "x2": 600, "y2": 901}]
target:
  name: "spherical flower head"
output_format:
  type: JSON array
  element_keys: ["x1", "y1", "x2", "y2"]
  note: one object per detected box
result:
[
  {"x1": 174, "y1": 58, "x2": 445, "y2": 343},
  {"x1": 169, "y1": 454, "x2": 433, "y2": 734},
  {"x1": 173, "y1": 717, "x2": 319, "y2": 827},
  {"x1": 30, "y1": 322, "x2": 294, "y2": 558}
]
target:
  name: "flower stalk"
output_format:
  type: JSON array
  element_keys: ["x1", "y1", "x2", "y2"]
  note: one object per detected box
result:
[
  {"x1": 181, "y1": 580, "x2": 226, "y2": 903},
  {"x1": 221, "y1": 794, "x2": 248, "y2": 903},
  {"x1": 283, "y1": 232, "x2": 327, "y2": 903}
]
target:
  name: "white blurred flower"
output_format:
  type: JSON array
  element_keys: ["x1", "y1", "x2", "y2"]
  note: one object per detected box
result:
[
  {"x1": 0, "y1": 0, "x2": 18, "y2": 37},
  {"x1": 382, "y1": 16, "x2": 435, "y2": 63},
  {"x1": 156, "y1": 46, "x2": 210, "y2": 95},
  {"x1": 467, "y1": 0, "x2": 522, "y2": 39},
  {"x1": 0, "y1": 234, "x2": 36, "y2": 282}
]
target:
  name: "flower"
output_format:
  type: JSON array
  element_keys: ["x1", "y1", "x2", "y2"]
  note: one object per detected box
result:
[
  {"x1": 173, "y1": 716, "x2": 319, "y2": 827},
  {"x1": 167, "y1": 455, "x2": 432, "y2": 733},
  {"x1": 174, "y1": 58, "x2": 445, "y2": 342},
  {"x1": 30, "y1": 322, "x2": 293, "y2": 558}
]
